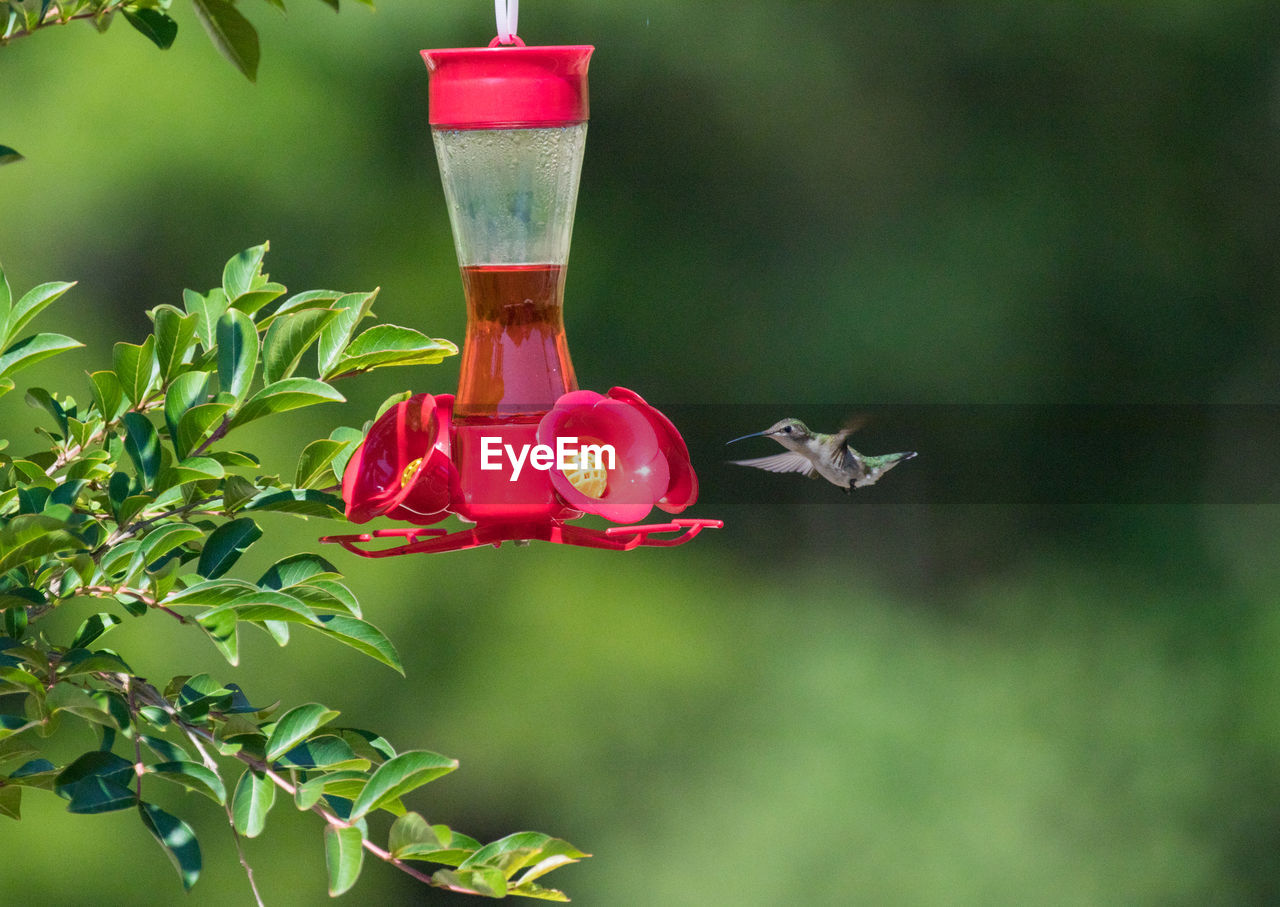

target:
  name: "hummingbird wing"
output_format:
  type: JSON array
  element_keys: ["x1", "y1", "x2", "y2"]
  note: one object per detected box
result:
[{"x1": 728, "y1": 452, "x2": 816, "y2": 477}]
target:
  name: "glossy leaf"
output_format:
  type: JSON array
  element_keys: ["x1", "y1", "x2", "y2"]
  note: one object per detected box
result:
[
  {"x1": 221, "y1": 244, "x2": 267, "y2": 303},
  {"x1": 432, "y1": 867, "x2": 507, "y2": 898},
  {"x1": 175, "y1": 401, "x2": 229, "y2": 459},
  {"x1": 192, "y1": 0, "x2": 260, "y2": 81},
  {"x1": 325, "y1": 824, "x2": 364, "y2": 897},
  {"x1": 315, "y1": 614, "x2": 402, "y2": 674},
  {"x1": 0, "y1": 333, "x2": 84, "y2": 381},
  {"x1": 197, "y1": 608, "x2": 239, "y2": 666},
  {"x1": 183, "y1": 287, "x2": 228, "y2": 350},
  {"x1": 152, "y1": 305, "x2": 199, "y2": 383},
  {"x1": 263, "y1": 305, "x2": 338, "y2": 383},
  {"x1": 265, "y1": 703, "x2": 340, "y2": 761},
  {"x1": 69, "y1": 613, "x2": 123, "y2": 650},
  {"x1": 243, "y1": 488, "x2": 344, "y2": 518},
  {"x1": 137, "y1": 802, "x2": 202, "y2": 893},
  {"x1": 316, "y1": 290, "x2": 378, "y2": 376},
  {"x1": 229, "y1": 377, "x2": 343, "y2": 428},
  {"x1": 231, "y1": 768, "x2": 274, "y2": 837},
  {"x1": 3, "y1": 279, "x2": 75, "y2": 346},
  {"x1": 348, "y1": 750, "x2": 458, "y2": 820},
  {"x1": 324, "y1": 325, "x2": 457, "y2": 380},
  {"x1": 275, "y1": 735, "x2": 368, "y2": 771},
  {"x1": 216, "y1": 309, "x2": 258, "y2": 403},
  {"x1": 122, "y1": 6, "x2": 177, "y2": 49},
  {"x1": 89, "y1": 369, "x2": 127, "y2": 422},
  {"x1": 258, "y1": 553, "x2": 340, "y2": 590},
  {"x1": 146, "y1": 761, "x2": 227, "y2": 804},
  {"x1": 0, "y1": 785, "x2": 20, "y2": 819},
  {"x1": 461, "y1": 832, "x2": 587, "y2": 879},
  {"x1": 293, "y1": 439, "x2": 346, "y2": 489},
  {"x1": 112, "y1": 335, "x2": 159, "y2": 406},
  {"x1": 195, "y1": 517, "x2": 262, "y2": 579},
  {"x1": 121, "y1": 412, "x2": 161, "y2": 489},
  {"x1": 0, "y1": 513, "x2": 79, "y2": 575}
]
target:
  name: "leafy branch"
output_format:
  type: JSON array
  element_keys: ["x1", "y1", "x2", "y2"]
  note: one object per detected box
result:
[{"x1": 0, "y1": 245, "x2": 586, "y2": 899}]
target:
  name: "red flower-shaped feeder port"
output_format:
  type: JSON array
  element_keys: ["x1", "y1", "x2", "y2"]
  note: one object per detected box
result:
[{"x1": 322, "y1": 387, "x2": 720, "y2": 556}]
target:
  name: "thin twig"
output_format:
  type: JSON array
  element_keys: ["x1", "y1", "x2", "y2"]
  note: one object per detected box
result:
[
  {"x1": 100, "y1": 673, "x2": 449, "y2": 893},
  {"x1": 79, "y1": 585, "x2": 192, "y2": 625}
]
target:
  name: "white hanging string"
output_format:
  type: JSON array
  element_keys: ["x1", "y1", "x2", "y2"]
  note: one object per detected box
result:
[{"x1": 494, "y1": 0, "x2": 519, "y2": 44}]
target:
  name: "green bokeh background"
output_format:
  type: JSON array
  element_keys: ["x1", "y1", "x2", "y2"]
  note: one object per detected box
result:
[{"x1": 3, "y1": 2, "x2": 1280, "y2": 904}]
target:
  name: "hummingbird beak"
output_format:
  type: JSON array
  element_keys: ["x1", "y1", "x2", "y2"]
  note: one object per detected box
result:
[{"x1": 726, "y1": 429, "x2": 769, "y2": 445}]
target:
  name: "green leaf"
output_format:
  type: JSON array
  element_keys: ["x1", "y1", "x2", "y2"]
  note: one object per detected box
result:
[
  {"x1": 216, "y1": 308, "x2": 258, "y2": 403},
  {"x1": 138, "y1": 522, "x2": 204, "y2": 566},
  {"x1": 189, "y1": 587, "x2": 320, "y2": 626},
  {"x1": 389, "y1": 812, "x2": 442, "y2": 859},
  {"x1": 294, "y1": 438, "x2": 346, "y2": 488},
  {"x1": 432, "y1": 867, "x2": 508, "y2": 898},
  {"x1": 89, "y1": 369, "x2": 127, "y2": 422},
  {"x1": 348, "y1": 750, "x2": 457, "y2": 821},
  {"x1": 70, "y1": 613, "x2": 123, "y2": 650},
  {"x1": 263, "y1": 305, "x2": 339, "y2": 383},
  {"x1": 325, "y1": 325, "x2": 457, "y2": 380},
  {"x1": 55, "y1": 751, "x2": 134, "y2": 814},
  {"x1": 221, "y1": 243, "x2": 267, "y2": 303},
  {"x1": 152, "y1": 305, "x2": 199, "y2": 383},
  {"x1": 509, "y1": 879, "x2": 572, "y2": 901},
  {"x1": 0, "y1": 333, "x2": 83, "y2": 381},
  {"x1": 231, "y1": 768, "x2": 274, "y2": 837},
  {"x1": 258, "y1": 553, "x2": 340, "y2": 590},
  {"x1": 24, "y1": 387, "x2": 67, "y2": 435},
  {"x1": 314, "y1": 614, "x2": 402, "y2": 673},
  {"x1": 192, "y1": 0, "x2": 260, "y2": 81},
  {"x1": 195, "y1": 517, "x2": 262, "y2": 579},
  {"x1": 0, "y1": 784, "x2": 20, "y2": 819},
  {"x1": 197, "y1": 608, "x2": 239, "y2": 666},
  {"x1": 243, "y1": 488, "x2": 344, "y2": 518},
  {"x1": 265, "y1": 703, "x2": 340, "y2": 761},
  {"x1": 462, "y1": 832, "x2": 587, "y2": 880},
  {"x1": 113, "y1": 335, "x2": 159, "y2": 405},
  {"x1": 122, "y1": 6, "x2": 177, "y2": 49},
  {"x1": 146, "y1": 761, "x2": 227, "y2": 804},
  {"x1": 290, "y1": 580, "x2": 361, "y2": 618},
  {"x1": 164, "y1": 371, "x2": 210, "y2": 447},
  {"x1": 122, "y1": 412, "x2": 161, "y2": 489},
  {"x1": 260, "y1": 289, "x2": 341, "y2": 329},
  {"x1": 183, "y1": 287, "x2": 228, "y2": 350},
  {"x1": 3, "y1": 279, "x2": 75, "y2": 346},
  {"x1": 275, "y1": 735, "x2": 368, "y2": 771},
  {"x1": 175, "y1": 401, "x2": 229, "y2": 458},
  {"x1": 325, "y1": 824, "x2": 364, "y2": 897},
  {"x1": 139, "y1": 802, "x2": 202, "y2": 890},
  {"x1": 161, "y1": 456, "x2": 225, "y2": 489},
  {"x1": 229, "y1": 377, "x2": 344, "y2": 428},
  {"x1": 0, "y1": 513, "x2": 79, "y2": 575},
  {"x1": 317, "y1": 290, "x2": 378, "y2": 376},
  {"x1": 0, "y1": 146, "x2": 23, "y2": 165}
]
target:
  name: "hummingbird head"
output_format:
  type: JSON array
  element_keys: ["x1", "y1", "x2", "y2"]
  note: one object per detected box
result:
[{"x1": 727, "y1": 418, "x2": 812, "y2": 450}]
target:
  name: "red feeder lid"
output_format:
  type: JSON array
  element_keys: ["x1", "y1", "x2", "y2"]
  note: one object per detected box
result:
[{"x1": 422, "y1": 44, "x2": 593, "y2": 129}]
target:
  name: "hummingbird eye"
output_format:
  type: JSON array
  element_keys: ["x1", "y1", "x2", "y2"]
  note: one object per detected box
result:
[{"x1": 782, "y1": 426, "x2": 792, "y2": 434}]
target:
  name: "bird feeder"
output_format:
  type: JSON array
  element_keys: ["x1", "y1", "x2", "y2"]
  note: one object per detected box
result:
[{"x1": 322, "y1": 13, "x2": 720, "y2": 555}]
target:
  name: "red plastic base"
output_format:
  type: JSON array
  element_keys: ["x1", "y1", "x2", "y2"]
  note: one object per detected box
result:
[{"x1": 320, "y1": 518, "x2": 722, "y2": 556}]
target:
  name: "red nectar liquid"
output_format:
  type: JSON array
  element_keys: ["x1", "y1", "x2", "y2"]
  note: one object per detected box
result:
[
  {"x1": 455, "y1": 264, "x2": 577, "y2": 419},
  {"x1": 452, "y1": 264, "x2": 579, "y2": 522}
]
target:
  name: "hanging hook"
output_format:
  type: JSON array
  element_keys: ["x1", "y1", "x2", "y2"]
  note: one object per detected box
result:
[{"x1": 494, "y1": 0, "x2": 519, "y2": 45}]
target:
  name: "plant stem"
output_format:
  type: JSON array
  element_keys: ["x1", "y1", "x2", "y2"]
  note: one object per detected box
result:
[{"x1": 100, "y1": 672, "x2": 451, "y2": 894}]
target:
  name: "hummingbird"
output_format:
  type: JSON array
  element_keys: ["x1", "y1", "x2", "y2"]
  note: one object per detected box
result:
[{"x1": 727, "y1": 418, "x2": 916, "y2": 492}]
